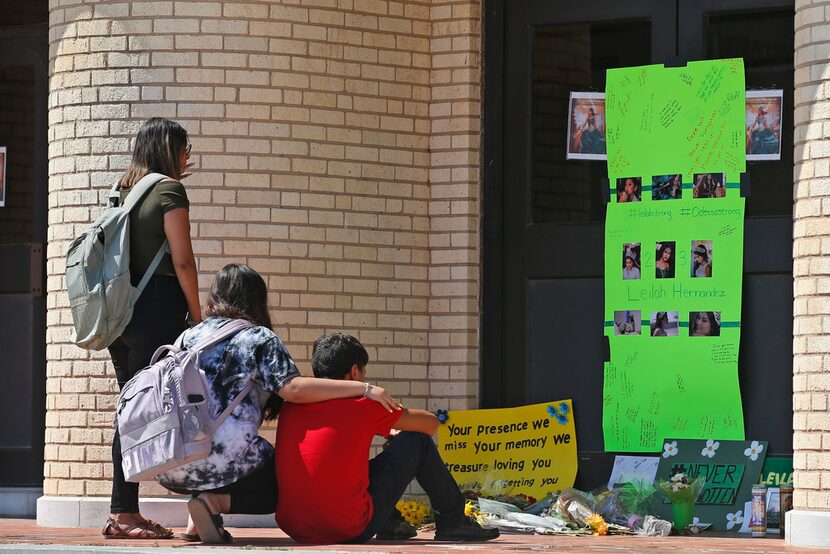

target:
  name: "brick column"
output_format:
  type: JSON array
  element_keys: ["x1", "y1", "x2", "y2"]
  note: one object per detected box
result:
[
  {"x1": 426, "y1": 1, "x2": 482, "y2": 411},
  {"x1": 788, "y1": 0, "x2": 830, "y2": 546},
  {"x1": 42, "y1": 0, "x2": 483, "y2": 527}
]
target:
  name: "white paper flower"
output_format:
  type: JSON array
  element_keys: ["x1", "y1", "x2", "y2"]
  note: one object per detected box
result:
[
  {"x1": 662, "y1": 440, "x2": 678, "y2": 458},
  {"x1": 701, "y1": 439, "x2": 720, "y2": 458},
  {"x1": 726, "y1": 510, "x2": 743, "y2": 530},
  {"x1": 744, "y1": 440, "x2": 764, "y2": 461},
  {"x1": 692, "y1": 517, "x2": 701, "y2": 525}
]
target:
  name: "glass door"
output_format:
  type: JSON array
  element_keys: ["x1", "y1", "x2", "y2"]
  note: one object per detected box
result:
[{"x1": 483, "y1": 0, "x2": 794, "y2": 487}]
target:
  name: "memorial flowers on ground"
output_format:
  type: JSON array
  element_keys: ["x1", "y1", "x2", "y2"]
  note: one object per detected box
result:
[
  {"x1": 395, "y1": 500, "x2": 431, "y2": 526},
  {"x1": 654, "y1": 472, "x2": 705, "y2": 530}
]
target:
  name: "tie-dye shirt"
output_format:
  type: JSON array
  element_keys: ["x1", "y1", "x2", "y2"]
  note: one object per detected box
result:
[{"x1": 156, "y1": 316, "x2": 300, "y2": 491}]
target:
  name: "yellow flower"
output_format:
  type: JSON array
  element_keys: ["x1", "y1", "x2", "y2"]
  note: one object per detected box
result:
[
  {"x1": 586, "y1": 513, "x2": 608, "y2": 536},
  {"x1": 464, "y1": 501, "x2": 475, "y2": 517},
  {"x1": 395, "y1": 500, "x2": 431, "y2": 526}
]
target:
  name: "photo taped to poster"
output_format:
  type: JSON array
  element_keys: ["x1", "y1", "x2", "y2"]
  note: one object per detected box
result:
[
  {"x1": 652, "y1": 174, "x2": 682, "y2": 201},
  {"x1": 0, "y1": 146, "x2": 6, "y2": 208},
  {"x1": 691, "y1": 240, "x2": 713, "y2": 278},
  {"x1": 566, "y1": 92, "x2": 606, "y2": 160},
  {"x1": 614, "y1": 310, "x2": 641, "y2": 336},
  {"x1": 746, "y1": 89, "x2": 783, "y2": 161},
  {"x1": 623, "y1": 242, "x2": 641, "y2": 280},
  {"x1": 616, "y1": 176, "x2": 642, "y2": 203},
  {"x1": 693, "y1": 173, "x2": 727, "y2": 199},
  {"x1": 689, "y1": 311, "x2": 721, "y2": 337},
  {"x1": 655, "y1": 241, "x2": 676, "y2": 279},
  {"x1": 650, "y1": 311, "x2": 679, "y2": 337}
]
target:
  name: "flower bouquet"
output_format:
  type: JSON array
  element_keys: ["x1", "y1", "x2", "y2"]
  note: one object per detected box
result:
[{"x1": 654, "y1": 473, "x2": 705, "y2": 531}]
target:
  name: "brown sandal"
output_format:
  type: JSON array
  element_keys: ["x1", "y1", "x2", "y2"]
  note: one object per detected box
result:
[{"x1": 102, "y1": 516, "x2": 174, "y2": 539}]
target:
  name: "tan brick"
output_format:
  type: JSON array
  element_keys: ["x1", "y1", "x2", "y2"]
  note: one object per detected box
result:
[{"x1": 46, "y1": 0, "x2": 485, "y2": 498}]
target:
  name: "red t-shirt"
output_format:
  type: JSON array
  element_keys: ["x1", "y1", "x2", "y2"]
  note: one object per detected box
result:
[{"x1": 274, "y1": 398, "x2": 403, "y2": 544}]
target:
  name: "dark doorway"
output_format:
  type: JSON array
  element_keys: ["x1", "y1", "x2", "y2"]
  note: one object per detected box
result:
[
  {"x1": 483, "y1": 0, "x2": 794, "y2": 488},
  {"x1": 0, "y1": 7, "x2": 48, "y2": 487}
]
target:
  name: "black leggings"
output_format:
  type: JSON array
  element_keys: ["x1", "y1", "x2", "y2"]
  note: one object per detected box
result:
[
  {"x1": 108, "y1": 275, "x2": 188, "y2": 514},
  {"x1": 165, "y1": 455, "x2": 278, "y2": 515}
]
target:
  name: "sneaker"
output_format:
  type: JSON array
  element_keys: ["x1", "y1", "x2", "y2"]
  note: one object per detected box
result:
[
  {"x1": 375, "y1": 516, "x2": 418, "y2": 540},
  {"x1": 434, "y1": 516, "x2": 500, "y2": 541}
]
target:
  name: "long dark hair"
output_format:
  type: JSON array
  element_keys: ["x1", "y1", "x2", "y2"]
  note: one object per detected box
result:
[
  {"x1": 205, "y1": 264, "x2": 280, "y2": 420},
  {"x1": 204, "y1": 264, "x2": 273, "y2": 329},
  {"x1": 119, "y1": 118, "x2": 188, "y2": 188},
  {"x1": 691, "y1": 311, "x2": 720, "y2": 336}
]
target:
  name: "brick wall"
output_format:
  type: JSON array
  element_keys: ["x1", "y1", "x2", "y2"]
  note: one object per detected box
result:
[
  {"x1": 425, "y1": 1, "x2": 480, "y2": 408},
  {"x1": 46, "y1": 0, "x2": 481, "y2": 498},
  {"x1": 793, "y1": 0, "x2": 830, "y2": 512}
]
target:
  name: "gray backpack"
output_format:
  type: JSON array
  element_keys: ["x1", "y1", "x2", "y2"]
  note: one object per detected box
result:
[
  {"x1": 117, "y1": 319, "x2": 255, "y2": 483},
  {"x1": 65, "y1": 172, "x2": 171, "y2": 350}
]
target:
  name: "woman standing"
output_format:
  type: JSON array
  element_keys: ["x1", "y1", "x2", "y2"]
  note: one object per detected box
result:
[
  {"x1": 102, "y1": 118, "x2": 201, "y2": 539},
  {"x1": 157, "y1": 264, "x2": 400, "y2": 543}
]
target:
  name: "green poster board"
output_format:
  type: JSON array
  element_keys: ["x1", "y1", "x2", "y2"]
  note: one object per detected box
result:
[
  {"x1": 758, "y1": 457, "x2": 793, "y2": 486},
  {"x1": 603, "y1": 59, "x2": 747, "y2": 451},
  {"x1": 654, "y1": 439, "x2": 767, "y2": 532},
  {"x1": 606, "y1": 59, "x2": 746, "y2": 179}
]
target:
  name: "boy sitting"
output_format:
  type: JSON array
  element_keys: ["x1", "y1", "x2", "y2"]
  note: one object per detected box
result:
[{"x1": 274, "y1": 333, "x2": 499, "y2": 544}]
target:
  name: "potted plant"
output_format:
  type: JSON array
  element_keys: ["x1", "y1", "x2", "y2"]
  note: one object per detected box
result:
[{"x1": 654, "y1": 472, "x2": 705, "y2": 531}]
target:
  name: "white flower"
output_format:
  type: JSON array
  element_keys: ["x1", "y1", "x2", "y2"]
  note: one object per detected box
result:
[
  {"x1": 692, "y1": 517, "x2": 701, "y2": 525},
  {"x1": 701, "y1": 439, "x2": 720, "y2": 458},
  {"x1": 726, "y1": 510, "x2": 743, "y2": 530},
  {"x1": 671, "y1": 473, "x2": 684, "y2": 482},
  {"x1": 744, "y1": 440, "x2": 764, "y2": 461},
  {"x1": 662, "y1": 440, "x2": 678, "y2": 458}
]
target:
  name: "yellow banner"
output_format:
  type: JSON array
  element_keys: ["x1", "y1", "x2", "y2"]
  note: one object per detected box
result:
[{"x1": 437, "y1": 400, "x2": 577, "y2": 500}]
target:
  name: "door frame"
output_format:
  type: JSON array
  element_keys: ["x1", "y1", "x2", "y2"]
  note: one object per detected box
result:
[
  {"x1": 481, "y1": 0, "x2": 795, "y2": 459},
  {"x1": 482, "y1": 0, "x2": 677, "y2": 409},
  {"x1": 0, "y1": 23, "x2": 48, "y2": 486}
]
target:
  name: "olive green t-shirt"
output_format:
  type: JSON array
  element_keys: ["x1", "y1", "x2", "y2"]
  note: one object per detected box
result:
[{"x1": 122, "y1": 180, "x2": 189, "y2": 285}]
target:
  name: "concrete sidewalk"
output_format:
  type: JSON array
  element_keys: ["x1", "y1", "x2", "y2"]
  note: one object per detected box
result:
[{"x1": 0, "y1": 518, "x2": 828, "y2": 554}]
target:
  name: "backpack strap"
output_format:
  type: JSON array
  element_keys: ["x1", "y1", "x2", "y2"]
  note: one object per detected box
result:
[
  {"x1": 120, "y1": 172, "x2": 170, "y2": 212},
  {"x1": 187, "y1": 319, "x2": 257, "y2": 430},
  {"x1": 212, "y1": 380, "x2": 256, "y2": 431},
  {"x1": 134, "y1": 239, "x2": 170, "y2": 298},
  {"x1": 135, "y1": 239, "x2": 170, "y2": 300},
  {"x1": 119, "y1": 172, "x2": 174, "y2": 299},
  {"x1": 149, "y1": 341, "x2": 180, "y2": 365},
  {"x1": 107, "y1": 182, "x2": 122, "y2": 208},
  {"x1": 190, "y1": 319, "x2": 254, "y2": 354}
]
